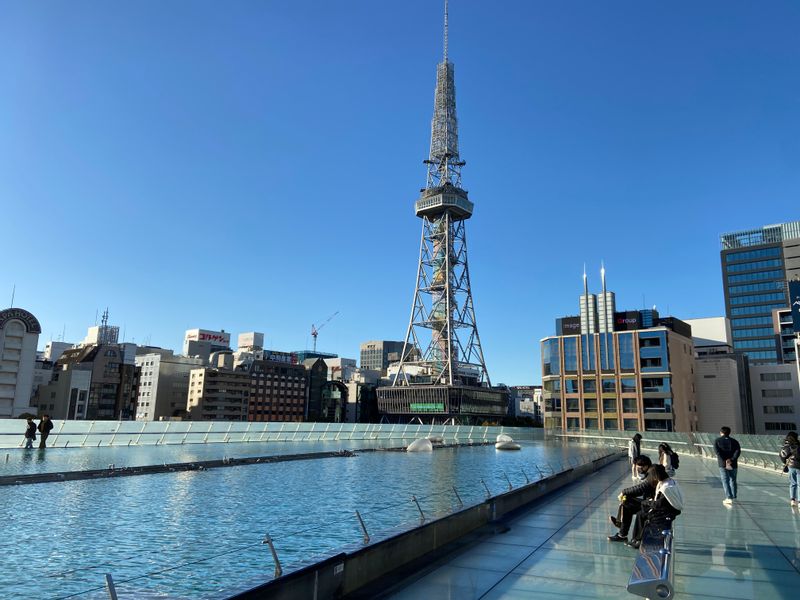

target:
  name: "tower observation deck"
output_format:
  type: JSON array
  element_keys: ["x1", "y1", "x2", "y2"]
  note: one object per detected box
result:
[{"x1": 377, "y1": 1, "x2": 507, "y2": 424}]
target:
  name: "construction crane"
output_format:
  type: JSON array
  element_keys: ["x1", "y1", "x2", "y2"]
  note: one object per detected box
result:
[{"x1": 311, "y1": 311, "x2": 339, "y2": 352}]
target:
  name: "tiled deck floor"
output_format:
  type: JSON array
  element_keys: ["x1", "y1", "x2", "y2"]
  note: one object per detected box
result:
[{"x1": 385, "y1": 454, "x2": 800, "y2": 599}]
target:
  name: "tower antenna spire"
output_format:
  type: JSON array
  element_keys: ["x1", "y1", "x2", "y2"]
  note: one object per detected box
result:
[{"x1": 443, "y1": 0, "x2": 449, "y2": 63}]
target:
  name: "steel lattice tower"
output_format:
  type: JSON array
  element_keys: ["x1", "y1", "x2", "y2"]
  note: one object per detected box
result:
[{"x1": 392, "y1": 0, "x2": 492, "y2": 390}]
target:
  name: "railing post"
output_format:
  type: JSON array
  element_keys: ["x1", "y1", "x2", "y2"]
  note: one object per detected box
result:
[
  {"x1": 262, "y1": 533, "x2": 283, "y2": 578},
  {"x1": 105, "y1": 573, "x2": 118, "y2": 600},
  {"x1": 481, "y1": 478, "x2": 491, "y2": 499},
  {"x1": 412, "y1": 495, "x2": 426, "y2": 522},
  {"x1": 452, "y1": 486, "x2": 463, "y2": 507},
  {"x1": 521, "y1": 469, "x2": 530, "y2": 484},
  {"x1": 503, "y1": 471, "x2": 513, "y2": 491},
  {"x1": 355, "y1": 510, "x2": 370, "y2": 544}
]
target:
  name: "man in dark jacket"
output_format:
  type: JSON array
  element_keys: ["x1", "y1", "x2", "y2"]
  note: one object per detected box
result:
[
  {"x1": 37, "y1": 414, "x2": 54, "y2": 449},
  {"x1": 780, "y1": 431, "x2": 799, "y2": 507},
  {"x1": 608, "y1": 456, "x2": 658, "y2": 542},
  {"x1": 714, "y1": 426, "x2": 741, "y2": 505},
  {"x1": 24, "y1": 418, "x2": 36, "y2": 449}
]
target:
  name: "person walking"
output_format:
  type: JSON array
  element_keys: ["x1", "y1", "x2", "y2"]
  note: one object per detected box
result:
[
  {"x1": 628, "y1": 433, "x2": 643, "y2": 480},
  {"x1": 23, "y1": 417, "x2": 36, "y2": 449},
  {"x1": 714, "y1": 426, "x2": 741, "y2": 506},
  {"x1": 608, "y1": 456, "x2": 658, "y2": 543},
  {"x1": 658, "y1": 443, "x2": 676, "y2": 477},
  {"x1": 37, "y1": 414, "x2": 54, "y2": 449},
  {"x1": 780, "y1": 431, "x2": 800, "y2": 507}
]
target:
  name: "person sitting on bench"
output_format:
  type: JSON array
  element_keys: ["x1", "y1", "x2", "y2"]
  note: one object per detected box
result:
[
  {"x1": 608, "y1": 455, "x2": 658, "y2": 543},
  {"x1": 627, "y1": 464, "x2": 684, "y2": 549}
]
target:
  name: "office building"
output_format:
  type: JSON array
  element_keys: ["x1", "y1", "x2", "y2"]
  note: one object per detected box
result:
[
  {"x1": 360, "y1": 341, "x2": 405, "y2": 373},
  {"x1": 749, "y1": 364, "x2": 799, "y2": 433},
  {"x1": 183, "y1": 328, "x2": 231, "y2": 361},
  {"x1": 542, "y1": 278, "x2": 697, "y2": 433},
  {"x1": 43, "y1": 341, "x2": 73, "y2": 362},
  {"x1": 720, "y1": 220, "x2": 800, "y2": 364},
  {"x1": 246, "y1": 359, "x2": 308, "y2": 422},
  {"x1": 187, "y1": 366, "x2": 249, "y2": 421},
  {"x1": 686, "y1": 317, "x2": 754, "y2": 434},
  {"x1": 0, "y1": 308, "x2": 41, "y2": 417},
  {"x1": 238, "y1": 332, "x2": 264, "y2": 353},
  {"x1": 135, "y1": 350, "x2": 204, "y2": 421},
  {"x1": 773, "y1": 308, "x2": 796, "y2": 363},
  {"x1": 509, "y1": 385, "x2": 542, "y2": 423}
]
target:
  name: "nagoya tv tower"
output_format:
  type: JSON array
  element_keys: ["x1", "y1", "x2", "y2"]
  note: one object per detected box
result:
[{"x1": 377, "y1": 0, "x2": 507, "y2": 424}]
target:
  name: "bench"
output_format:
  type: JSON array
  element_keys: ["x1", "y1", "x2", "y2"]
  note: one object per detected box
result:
[{"x1": 626, "y1": 526, "x2": 675, "y2": 599}]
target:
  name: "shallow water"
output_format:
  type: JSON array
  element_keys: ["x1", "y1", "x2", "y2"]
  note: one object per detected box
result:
[{"x1": 0, "y1": 441, "x2": 600, "y2": 599}]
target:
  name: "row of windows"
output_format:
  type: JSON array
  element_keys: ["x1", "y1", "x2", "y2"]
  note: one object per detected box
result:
[
  {"x1": 729, "y1": 292, "x2": 786, "y2": 306},
  {"x1": 765, "y1": 422, "x2": 798, "y2": 431},
  {"x1": 725, "y1": 246, "x2": 782, "y2": 263},
  {"x1": 762, "y1": 388, "x2": 793, "y2": 398},
  {"x1": 734, "y1": 339, "x2": 777, "y2": 349},
  {"x1": 565, "y1": 417, "x2": 641, "y2": 431},
  {"x1": 728, "y1": 280, "x2": 786, "y2": 295},
  {"x1": 760, "y1": 372, "x2": 792, "y2": 382},
  {"x1": 727, "y1": 269, "x2": 784, "y2": 284},
  {"x1": 730, "y1": 303, "x2": 786, "y2": 316},
  {"x1": 763, "y1": 404, "x2": 795, "y2": 414},
  {"x1": 742, "y1": 350, "x2": 778, "y2": 360},
  {"x1": 726, "y1": 258, "x2": 783, "y2": 273},
  {"x1": 732, "y1": 327, "x2": 775, "y2": 339},
  {"x1": 731, "y1": 316, "x2": 773, "y2": 327}
]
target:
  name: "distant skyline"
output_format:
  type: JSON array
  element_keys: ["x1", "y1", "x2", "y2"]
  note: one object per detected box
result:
[{"x1": 2, "y1": 1, "x2": 799, "y2": 385}]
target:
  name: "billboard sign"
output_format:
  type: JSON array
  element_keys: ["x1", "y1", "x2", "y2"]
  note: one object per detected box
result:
[{"x1": 790, "y1": 281, "x2": 800, "y2": 333}]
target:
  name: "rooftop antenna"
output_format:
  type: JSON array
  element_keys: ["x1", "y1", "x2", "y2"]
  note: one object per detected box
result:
[
  {"x1": 443, "y1": 0, "x2": 449, "y2": 63},
  {"x1": 9, "y1": 284, "x2": 15, "y2": 308},
  {"x1": 94, "y1": 309, "x2": 99, "y2": 326},
  {"x1": 600, "y1": 260, "x2": 606, "y2": 296}
]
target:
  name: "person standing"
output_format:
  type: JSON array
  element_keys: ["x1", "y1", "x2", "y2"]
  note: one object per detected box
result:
[
  {"x1": 628, "y1": 433, "x2": 643, "y2": 480},
  {"x1": 658, "y1": 443, "x2": 676, "y2": 477},
  {"x1": 23, "y1": 417, "x2": 36, "y2": 449},
  {"x1": 780, "y1": 431, "x2": 799, "y2": 507},
  {"x1": 37, "y1": 414, "x2": 54, "y2": 449},
  {"x1": 715, "y1": 426, "x2": 741, "y2": 506}
]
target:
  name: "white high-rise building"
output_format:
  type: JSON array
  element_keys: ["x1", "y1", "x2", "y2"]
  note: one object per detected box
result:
[{"x1": 0, "y1": 308, "x2": 41, "y2": 417}]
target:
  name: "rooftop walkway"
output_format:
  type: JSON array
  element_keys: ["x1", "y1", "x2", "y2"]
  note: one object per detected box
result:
[{"x1": 383, "y1": 454, "x2": 800, "y2": 600}]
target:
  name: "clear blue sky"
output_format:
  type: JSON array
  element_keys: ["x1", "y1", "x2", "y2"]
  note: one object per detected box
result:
[{"x1": 1, "y1": 1, "x2": 798, "y2": 385}]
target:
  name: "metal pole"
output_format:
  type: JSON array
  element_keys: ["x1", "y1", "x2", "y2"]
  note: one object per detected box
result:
[
  {"x1": 412, "y1": 495, "x2": 426, "y2": 522},
  {"x1": 503, "y1": 471, "x2": 513, "y2": 491},
  {"x1": 104, "y1": 574, "x2": 118, "y2": 600},
  {"x1": 262, "y1": 534, "x2": 283, "y2": 578},
  {"x1": 521, "y1": 469, "x2": 530, "y2": 484},
  {"x1": 355, "y1": 510, "x2": 370, "y2": 545},
  {"x1": 481, "y1": 478, "x2": 491, "y2": 499},
  {"x1": 452, "y1": 486, "x2": 463, "y2": 507}
]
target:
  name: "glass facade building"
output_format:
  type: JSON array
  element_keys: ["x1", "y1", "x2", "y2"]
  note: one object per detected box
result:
[
  {"x1": 720, "y1": 221, "x2": 800, "y2": 364},
  {"x1": 541, "y1": 321, "x2": 697, "y2": 433}
]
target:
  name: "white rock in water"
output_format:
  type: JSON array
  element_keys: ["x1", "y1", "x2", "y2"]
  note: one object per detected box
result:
[
  {"x1": 496, "y1": 434, "x2": 513, "y2": 443},
  {"x1": 495, "y1": 441, "x2": 521, "y2": 451},
  {"x1": 428, "y1": 435, "x2": 444, "y2": 444},
  {"x1": 407, "y1": 438, "x2": 434, "y2": 452}
]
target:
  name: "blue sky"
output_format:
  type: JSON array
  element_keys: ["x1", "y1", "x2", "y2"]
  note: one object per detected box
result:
[{"x1": 1, "y1": 1, "x2": 798, "y2": 385}]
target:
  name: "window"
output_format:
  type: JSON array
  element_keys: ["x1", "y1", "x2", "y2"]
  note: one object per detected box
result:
[
  {"x1": 726, "y1": 258, "x2": 783, "y2": 273},
  {"x1": 566, "y1": 417, "x2": 581, "y2": 430},
  {"x1": 732, "y1": 316, "x2": 773, "y2": 327},
  {"x1": 762, "y1": 389, "x2": 793, "y2": 398},
  {"x1": 598, "y1": 333, "x2": 615, "y2": 370},
  {"x1": 623, "y1": 418, "x2": 639, "y2": 431},
  {"x1": 742, "y1": 350, "x2": 778, "y2": 360},
  {"x1": 620, "y1": 378, "x2": 637, "y2": 393},
  {"x1": 564, "y1": 338, "x2": 578, "y2": 372},
  {"x1": 730, "y1": 303, "x2": 786, "y2": 316},
  {"x1": 725, "y1": 247, "x2": 781, "y2": 263},
  {"x1": 727, "y1": 270, "x2": 784, "y2": 284},
  {"x1": 642, "y1": 377, "x2": 670, "y2": 393},
  {"x1": 644, "y1": 398, "x2": 671, "y2": 412},
  {"x1": 566, "y1": 398, "x2": 580, "y2": 412},
  {"x1": 641, "y1": 357, "x2": 663, "y2": 369},
  {"x1": 584, "y1": 418, "x2": 598, "y2": 430},
  {"x1": 602, "y1": 379, "x2": 616, "y2": 393},
  {"x1": 618, "y1": 334, "x2": 634, "y2": 370},
  {"x1": 583, "y1": 379, "x2": 596, "y2": 394},
  {"x1": 543, "y1": 380, "x2": 561, "y2": 393},
  {"x1": 603, "y1": 418, "x2": 618, "y2": 431},
  {"x1": 734, "y1": 339, "x2": 778, "y2": 350},
  {"x1": 732, "y1": 327, "x2": 776, "y2": 339},
  {"x1": 729, "y1": 292, "x2": 786, "y2": 305},
  {"x1": 584, "y1": 398, "x2": 597, "y2": 412},
  {"x1": 765, "y1": 422, "x2": 798, "y2": 431},
  {"x1": 763, "y1": 405, "x2": 795, "y2": 414},
  {"x1": 564, "y1": 379, "x2": 579, "y2": 394},
  {"x1": 760, "y1": 372, "x2": 792, "y2": 382},
  {"x1": 728, "y1": 280, "x2": 786, "y2": 295},
  {"x1": 640, "y1": 336, "x2": 661, "y2": 347},
  {"x1": 603, "y1": 398, "x2": 617, "y2": 413},
  {"x1": 622, "y1": 398, "x2": 638, "y2": 413},
  {"x1": 542, "y1": 339, "x2": 560, "y2": 376}
]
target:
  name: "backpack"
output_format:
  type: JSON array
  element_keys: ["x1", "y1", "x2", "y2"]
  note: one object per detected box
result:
[{"x1": 670, "y1": 452, "x2": 680, "y2": 470}]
